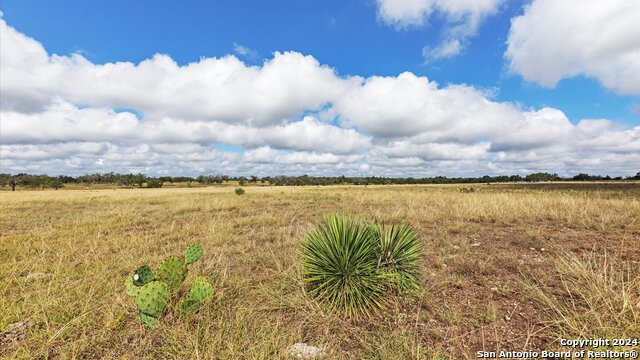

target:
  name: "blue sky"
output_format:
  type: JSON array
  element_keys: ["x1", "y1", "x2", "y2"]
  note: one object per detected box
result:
[{"x1": 0, "y1": 0, "x2": 638, "y2": 176}]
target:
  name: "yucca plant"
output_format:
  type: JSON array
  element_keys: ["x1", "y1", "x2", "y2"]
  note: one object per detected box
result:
[
  {"x1": 371, "y1": 223, "x2": 422, "y2": 292},
  {"x1": 302, "y1": 214, "x2": 422, "y2": 317},
  {"x1": 302, "y1": 214, "x2": 389, "y2": 317}
]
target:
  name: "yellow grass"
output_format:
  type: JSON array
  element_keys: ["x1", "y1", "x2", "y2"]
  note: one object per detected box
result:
[{"x1": 1, "y1": 184, "x2": 639, "y2": 358}]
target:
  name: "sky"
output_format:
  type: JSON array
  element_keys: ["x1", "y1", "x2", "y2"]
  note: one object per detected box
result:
[{"x1": 0, "y1": 0, "x2": 639, "y2": 177}]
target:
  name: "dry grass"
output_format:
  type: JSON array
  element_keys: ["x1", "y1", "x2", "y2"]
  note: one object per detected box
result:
[
  {"x1": 1, "y1": 184, "x2": 639, "y2": 358},
  {"x1": 526, "y1": 252, "x2": 640, "y2": 346}
]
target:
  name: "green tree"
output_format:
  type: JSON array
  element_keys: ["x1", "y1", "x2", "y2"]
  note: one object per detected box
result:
[
  {"x1": 134, "y1": 173, "x2": 147, "y2": 188},
  {"x1": 50, "y1": 178, "x2": 64, "y2": 190},
  {"x1": 7, "y1": 175, "x2": 19, "y2": 191}
]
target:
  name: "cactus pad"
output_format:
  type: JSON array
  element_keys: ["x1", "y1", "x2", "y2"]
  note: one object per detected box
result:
[
  {"x1": 189, "y1": 276, "x2": 214, "y2": 302},
  {"x1": 124, "y1": 276, "x2": 141, "y2": 297},
  {"x1": 139, "y1": 312, "x2": 159, "y2": 326},
  {"x1": 134, "y1": 280, "x2": 169, "y2": 319},
  {"x1": 180, "y1": 276, "x2": 214, "y2": 313},
  {"x1": 184, "y1": 243, "x2": 203, "y2": 265},
  {"x1": 156, "y1": 256, "x2": 187, "y2": 291},
  {"x1": 133, "y1": 265, "x2": 155, "y2": 286}
]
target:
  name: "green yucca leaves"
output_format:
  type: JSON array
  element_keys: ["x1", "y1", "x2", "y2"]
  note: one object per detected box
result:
[
  {"x1": 302, "y1": 214, "x2": 422, "y2": 317},
  {"x1": 372, "y1": 223, "x2": 422, "y2": 292}
]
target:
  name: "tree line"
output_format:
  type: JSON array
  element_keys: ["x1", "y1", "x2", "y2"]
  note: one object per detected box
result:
[{"x1": 1, "y1": 171, "x2": 638, "y2": 191}]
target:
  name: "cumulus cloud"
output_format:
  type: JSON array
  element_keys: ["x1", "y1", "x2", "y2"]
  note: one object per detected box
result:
[
  {"x1": 331, "y1": 72, "x2": 519, "y2": 140},
  {"x1": 0, "y1": 101, "x2": 371, "y2": 154},
  {"x1": 0, "y1": 16, "x2": 638, "y2": 177},
  {"x1": 505, "y1": 0, "x2": 640, "y2": 95},
  {"x1": 375, "y1": 0, "x2": 503, "y2": 30},
  {"x1": 0, "y1": 19, "x2": 357, "y2": 125},
  {"x1": 375, "y1": 0, "x2": 504, "y2": 62}
]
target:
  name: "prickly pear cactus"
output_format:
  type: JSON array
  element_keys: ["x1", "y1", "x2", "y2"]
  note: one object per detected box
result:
[
  {"x1": 124, "y1": 244, "x2": 214, "y2": 325},
  {"x1": 156, "y1": 256, "x2": 187, "y2": 291},
  {"x1": 189, "y1": 276, "x2": 214, "y2": 301},
  {"x1": 133, "y1": 265, "x2": 155, "y2": 285},
  {"x1": 139, "y1": 312, "x2": 160, "y2": 326},
  {"x1": 180, "y1": 276, "x2": 214, "y2": 313},
  {"x1": 184, "y1": 243, "x2": 203, "y2": 265},
  {"x1": 125, "y1": 265, "x2": 155, "y2": 298},
  {"x1": 134, "y1": 281, "x2": 169, "y2": 325},
  {"x1": 124, "y1": 276, "x2": 141, "y2": 297}
]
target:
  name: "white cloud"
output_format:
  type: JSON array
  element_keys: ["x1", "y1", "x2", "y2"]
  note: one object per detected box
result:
[
  {"x1": 0, "y1": 16, "x2": 638, "y2": 177},
  {"x1": 0, "y1": 19, "x2": 358, "y2": 125},
  {"x1": 505, "y1": 0, "x2": 640, "y2": 95},
  {"x1": 331, "y1": 72, "x2": 519, "y2": 139},
  {"x1": 376, "y1": 0, "x2": 503, "y2": 30},
  {"x1": 0, "y1": 102, "x2": 371, "y2": 154},
  {"x1": 375, "y1": 0, "x2": 504, "y2": 62},
  {"x1": 377, "y1": 141, "x2": 490, "y2": 161},
  {"x1": 244, "y1": 147, "x2": 362, "y2": 165},
  {"x1": 422, "y1": 39, "x2": 462, "y2": 62}
]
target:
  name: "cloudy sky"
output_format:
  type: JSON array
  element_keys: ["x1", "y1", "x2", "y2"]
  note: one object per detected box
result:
[{"x1": 1, "y1": 0, "x2": 639, "y2": 177}]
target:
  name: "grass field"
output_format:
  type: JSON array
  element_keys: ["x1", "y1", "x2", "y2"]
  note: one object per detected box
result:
[{"x1": 1, "y1": 183, "x2": 639, "y2": 359}]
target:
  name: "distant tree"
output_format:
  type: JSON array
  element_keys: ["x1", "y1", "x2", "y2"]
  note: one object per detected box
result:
[
  {"x1": 134, "y1": 173, "x2": 147, "y2": 188},
  {"x1": 146, "y1": 179, "x2": 163, "y2": 188},
  {"x1": 525, "y1": 172, "x2": 560, "y2": 182},
  {"x1": 119, "y1": 174, "x2": 135, "y2": 188},
  {"x1": 7, "y1": 175, "x2": 19, "y2": 191},
  {"x1": 573, "y1": 173, "x2": 591, "y2": 181},
  {"x1": 50, "y1": 178, "x2": 64, "y2": 190},
  {"x1": 0, "y1": 173, "x2": 9, "y2": 188}
]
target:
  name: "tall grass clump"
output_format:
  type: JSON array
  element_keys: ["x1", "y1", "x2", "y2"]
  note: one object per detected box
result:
[
  {"x1": 527, "y1": 252, "x2": 639, "y2": 341},
  {"x1": 302, "y1": 214, "x2": 422, "y2": 317}
]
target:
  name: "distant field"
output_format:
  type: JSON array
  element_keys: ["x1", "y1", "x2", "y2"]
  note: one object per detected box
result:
[{"x1": 1, "y1": 183, "x2": 639, "y2": 359}]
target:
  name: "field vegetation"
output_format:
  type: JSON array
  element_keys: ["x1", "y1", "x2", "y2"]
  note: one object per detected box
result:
[{"x1": 1, "y1": 183, "x2": 639, "y2": 358}]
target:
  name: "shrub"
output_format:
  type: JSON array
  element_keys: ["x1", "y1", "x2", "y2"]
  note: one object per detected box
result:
[
  {"x1": 235, "y1": 187, "x2": 245, "y2": 195},
  {"x1": 371, "y1": 223, "x2": 422, "y2": 292},
  {"x1": 146, "y1": 179, "x2": 163, "y2": 188},
  {"x1": 302, "y1": 214, "x2": 421, "y2": 317}
]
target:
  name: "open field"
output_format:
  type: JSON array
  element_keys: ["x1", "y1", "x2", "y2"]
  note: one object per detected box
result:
[{"x1": 1, "y1": 183, "x2": 639, "y2": 359}]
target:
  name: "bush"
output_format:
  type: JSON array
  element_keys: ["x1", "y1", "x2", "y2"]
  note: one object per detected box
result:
[
  {"x1": 146, "y1": 179, "x2": 163, "y2": 188},
  {"x1": 235, "y1": 187, "x2": 245, "y2": 195},
  {"x1": 302, "y1": 214, "x2": 421, "y2": 317}
]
